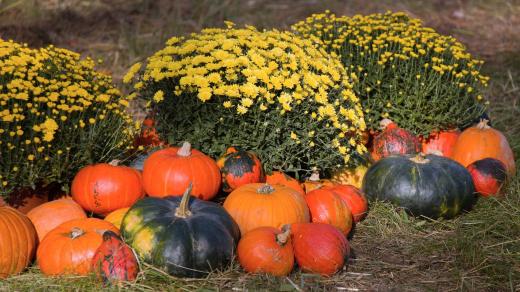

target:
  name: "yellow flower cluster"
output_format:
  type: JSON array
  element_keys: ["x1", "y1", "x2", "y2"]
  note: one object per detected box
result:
[
  {"x1": 293, "y1": 11, "x2": 489, "y2": 135},
  {"x1": 0, "y1": 39, "x2": 136, "y2": 194},
  {"x1": 127, "y1": 24, "x2": 368, "y2": 173}
]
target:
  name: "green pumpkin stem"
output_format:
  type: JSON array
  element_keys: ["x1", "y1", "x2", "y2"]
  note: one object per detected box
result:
[
  {"x1": 70, "y1": 227, "x2": 85, "y2": 239},
  {"x1": 177, "y1": 142, "x2": 192, "y2": 157},
  {"x1": 257, "y1": 183, "x2": 275, "y2": 194},
  {"x1": 175, "y1": 183, "x2": 193, "y2": 218},
  {"x1": 276, "y1": 225, "x2": 291, "y2": 246}
]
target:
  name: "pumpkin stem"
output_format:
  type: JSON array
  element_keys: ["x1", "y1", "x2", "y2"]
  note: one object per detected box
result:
[
  {"x1": 276, "y1": 225, "x2": 291, "y2": 246},
  {"x1": 308, "y1": 171, "x2": 320, "y2": 182},
  {"x1": 410, "y1": 153, "x2": 430, "y2": 164},
  {"x1": 379, "y1": 118, "x2": 395, "y2": 130},
  {"x1": 257, "y1": 183, "x2": 275, "y2": 194},
  {"x1": 70, "y1": 227, "x2": 85, "y2": 239},
  {"x1": 175, "y1": 183, "x2": 193, "y2": 218},
  {"x1": 477, "y1": 119, "x2": 491, "y2": 130},
  {"x1": 108, "y1": 159, "x2": 121, "y2": 166},
  {"x1": 177, "y1": 142, "x2": 192, "y2": 157}
]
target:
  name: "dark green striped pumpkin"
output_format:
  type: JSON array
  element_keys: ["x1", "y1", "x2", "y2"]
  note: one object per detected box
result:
[
  {"x1": 120, "y1": 185, "x2": 240, "y2": 277},
  {"x1": 362, "y1": 154, "x2": 476, "y2": 219}
]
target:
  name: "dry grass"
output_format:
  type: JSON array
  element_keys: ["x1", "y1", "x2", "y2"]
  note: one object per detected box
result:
[{"x1": 1, "y1": 0, "x2": 519, "y2": 290}]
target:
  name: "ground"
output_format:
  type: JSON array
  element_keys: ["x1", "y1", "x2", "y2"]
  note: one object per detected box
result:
[{"x1": 0, "y1": 0, "x2": 519, "y2": 291}]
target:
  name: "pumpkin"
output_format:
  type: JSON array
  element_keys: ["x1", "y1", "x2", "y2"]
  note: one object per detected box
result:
[
  {"x1": 71, "y1": 161, "x2": 145, "y2": 215},
  {"x1": 142, "y1": 142, "x2": 221, "y2": 200},
  {"x1": 91, "y1": 230, "x2": 139, "y2": 283},
  {"x1": 290, "y1": 223, "x2": 349, "y2": 276},
  {"x1": 330, "y1": 164, "x2": 369, "y2": 189},
  {"x1": 0, "y1": 204, "x2": 37, "y2": 278},
  {"x1": 304, "y1": 188, "x2": 352, "y2": 235},
  {"x1": 371, "y1": 119, "x2": 420, "y2": 162},
  {"x1": 223, "y1": 183, "x2": 309, "y2": 235},
  {"x1": 104, "y1": 207, "x2": 130, "y2": 229},
  {"x1": 302, "y1": 172, "x2": 336, "y2": 193},
  {"x1": 451, "y1": 120, "x2": 515, "y2": 176},
  {"x1": 217, "y1": 147, "x2": 265, "y2": 192},
  {"x1": 265, "y1": 171, "x2": 305, "y2": 196},
  {"x1": 37, "y1": 218, "x2": 119, "y2": 276},
  {"x1": 467, "y1": 158, "x2": 507, "y2": 197},
  {"x1": 27, "y1": 198, "x2": 87, "y2": 242},
  {"x1": 237, "y1": 226, "x2": 294, "y2": 276},
  {"x1": 421, "y1": 129, "x2": 460, "y2": 157},
  {"x1": 328, "y1": 185, "x2": 368, "y2": 222},
  {"x1": 121, "y1": 185, "x2": 240, "y2": 278},
  {"x1": 133, "y1": 116, "x2": 164, "y2": 147},
  {"x1": 362, "y1": 154, "x2": 476, "y2": 219}
]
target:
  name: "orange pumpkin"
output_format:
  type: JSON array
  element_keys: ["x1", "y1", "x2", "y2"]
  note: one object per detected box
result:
[
  {"x1": 421, "y1": 129, "x2": 460, "y2": 157},
  {"x1": 0, "y1": 204, "x2": 37, "y2": 278},
  {"x1": 27, "y1": 198, "x2": 87, "y2": 242},
  {"x1": 71, "y1": 161, "x2": 144, "y2": 215},
  {"x1": 223, "y1": 183, "x2": 309, "y2": 235},
  {"x1": 451, "y1": 120, "x2": 515, "y2": 175},
  {"x1": 104, "y1": 207, "x2": 130, "y2": 229},
  {"x1": 328, "y1": 185, "x2": 368, "y2": 222},
  {"x1": 133, "y1": 116, "x2": 165, "y2": 147},
  {"x1": 302, "y1": 172, "x2": 336, "y2": 193},
  {"x1": 305, "y1": 188, "x2": 352, "y2": 235},
  {"x1": 237, "y1": 226, "x2": 294, "y2": 276},
  {"x1": 330, "y1": 164, "x2": 369, "y2": 189},
  {"x1": 37, "y1": 218, "x2": 119, "y2": 276},
  {"x1": 265, "y1": 171, "x2": 305, "y2": 196},
  {"x1": 143, "y1": 142, "x2": 221, "y2": 200},
  {"x1": 291, "y1": 223, "x2": 349, "y2": 276}
]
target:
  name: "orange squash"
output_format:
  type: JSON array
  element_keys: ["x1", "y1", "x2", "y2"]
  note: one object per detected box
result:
[
  {"x1": 223, "y1": 183, "x2": 309, "y2": 235},
  {"x1": 305, "y1": 188, "x2": 353, "y2": 235},
  {"x1": 27, "y1": 198, "x2": 87, "y2": 242},
  {"x1": 237, "y1": 226, "x2": 294, "y2": 276},
  {"x1": 302, "y1": 172, "x2": 336, "y2": 193},
  {"x1": 265, "y1": 171, "x2": 305, "y2": 196},
  {"x1": 37, "y1": 218, "x2": 119, "y2": 276},
  {"x1": 451, "y1": 120, "x2": 515, "y2": 175},
  {"x1": 217, "y1": 147, "x2": 265, "y2": 192},
  {"x1": 371, "y1": 119, "x2": 420, "y2": 162},
  {"x1": 328, "y1": 185, "x2": 368, "y2": 222},
  {"x1": 0, "y1": 204, "x2": 37, "y2": 278}
]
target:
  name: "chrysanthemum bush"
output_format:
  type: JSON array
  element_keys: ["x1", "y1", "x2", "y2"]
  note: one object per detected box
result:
[
  {"x1": 0, "y1": 39, "x2": 138, "y2": 198},
  {"x1": 125, "y1": 24, "x2": 368, "y2": 177},
  {"x1": 292, "y1": 11, "x2": 489, "y2": 136}
]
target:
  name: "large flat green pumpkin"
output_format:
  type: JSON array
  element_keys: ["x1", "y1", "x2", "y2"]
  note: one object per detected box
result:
[{"x1": 362, "y1": 154, "x2": 477, "y2": 219}]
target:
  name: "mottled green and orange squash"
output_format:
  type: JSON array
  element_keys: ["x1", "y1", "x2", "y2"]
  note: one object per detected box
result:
[
  {"x1": 371, "y1": 119, "x2": 420, "y2": 161},
  {"x1": 467, "y1": 158, "x2": 507, "y2": 197},
  {"x1": 362, "y1": 154, "x2": 476, "y2": 219},
  {"x1": 217, "y1": 147, "x2": 265, "y2": 192},
  {"x1": 121, "y1": 185, "x2": 240, "y2": 278}
]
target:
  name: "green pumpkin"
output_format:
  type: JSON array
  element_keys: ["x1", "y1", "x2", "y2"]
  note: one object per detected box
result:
[
  {"x1": 362, "y1": 154, "x2": 476, "y2": 219},
  {"x1": 120, "y1": 185, "x2": 240, "y2": 277}
]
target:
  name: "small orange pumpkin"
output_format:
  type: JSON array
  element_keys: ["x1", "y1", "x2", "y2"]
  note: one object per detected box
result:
[
  {"x1": 217, "y1": 147, "x2": 265, "y2": 192},
  {"x1": 451, "y1": 120, "x2": 515, "y2": 175},
  {"x1": 305, "y1": 188, "x2": 352, "y2": 235},
  {"x1": 0, "y1": 204, "x2": 37, "y2": 278},
  {"x1": 265, "y1": 171, "x2": 305, "y2": 196},
  {"x1": 291, "y1": 223, "x2": 349, "y2": 276},
  {"x1": 223, "y1": 183, "x2": 309, "y2": 235},
  {"x1": 71, "y1": 161, "x2": 144, "y2": 215},
  {"x1": 421, "y1": 129, "x2": 460, "y2": 157},
  {"x1": 27, "y1": 198, "x2": 87, "y2": 242},
  {"x1": 142, "y1": 142, "x2": 221, "y2": 200},
  {"x1": 237, "y1": 226, "x2": 294, "y2": 276},
  {"x1": 37, "y1": 218, "x2": 120, "y2": 276},
  {"x1": 328, "y1": 184, "x2": 368, "y2": 222}
]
